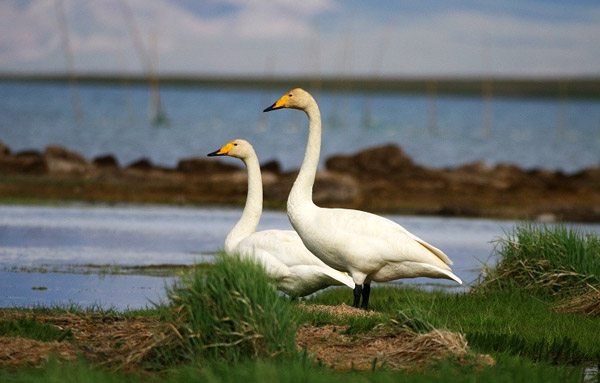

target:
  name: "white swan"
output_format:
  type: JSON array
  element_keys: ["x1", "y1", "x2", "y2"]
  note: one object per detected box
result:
[
  {"x1": 264, "y1": 89, "x2": 462, "y2": 309},
  {"x1": 207, "y1": 139, "x2": 355, "y2": 297}
]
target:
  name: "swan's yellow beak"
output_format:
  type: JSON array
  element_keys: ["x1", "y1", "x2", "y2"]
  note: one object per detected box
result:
[
  {"x1": 263, "y1": 94, "x2": 289, "y2": 112},
  {"x1": 207, "y1": 142, "x2": 233, "y2": 157}
]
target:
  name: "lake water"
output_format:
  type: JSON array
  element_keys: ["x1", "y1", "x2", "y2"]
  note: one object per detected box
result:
[
  {"x1": 1, "y1": 82, "x2": 599, "y2": 309},
  {"x1": 1, "y1": 81, "x2": 599, "y2": 172},
  {"x1": 1, "y1": 204, "x2": 599, "y2": 310}
]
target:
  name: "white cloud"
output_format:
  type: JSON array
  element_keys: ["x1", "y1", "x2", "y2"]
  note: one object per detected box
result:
[
  {"x1": 341, "y1": 8, "x2": 600, "y2": 76},
  {"x1": 0, "y1": 0, "x2": 598, "y2": 76},
  {"x1": 0, "y1": 2, "x2": 61, "y2": 63}
]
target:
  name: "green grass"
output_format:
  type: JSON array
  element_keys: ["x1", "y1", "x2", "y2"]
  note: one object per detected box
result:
[
  {"x1": 0, "y1": 317, "x2": 72, "y2": 342},
  {"x1": 178, "y1": 356, "x2": 586, "y2": 383},
  {"x1": 479, "y1": 223, "x2": 600, "y2": 296},
  {"x1": 0, "y1": 355, "x2": 587, "y2": 383},
  {"x1": 154, "y1": 253, "x2": 298, "y2": 365},
  {"x1": 302, "y1": 286, "x2": 600, "y2": 364},
  {"x1": 25, "y1": 303, "x2": 161, "y2": 318}
]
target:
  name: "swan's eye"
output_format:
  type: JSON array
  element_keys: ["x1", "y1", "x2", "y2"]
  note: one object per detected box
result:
[
  {"x1": 289, "y1": 94, "x2": 293, "y2": 97},
  {"x1": 234, "y1": 143, "x2": 238, "y2": 146}
]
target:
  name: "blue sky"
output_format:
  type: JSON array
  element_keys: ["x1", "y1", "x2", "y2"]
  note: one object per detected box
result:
[{"x1": 1, "y1": 0, "x2": 599, "y2": 77}]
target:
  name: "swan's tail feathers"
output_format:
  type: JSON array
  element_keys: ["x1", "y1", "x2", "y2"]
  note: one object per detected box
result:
[
  {"x1": 413, "y1": 236, "x2": 454, "y2": 265},
  {"x1": 291, "y1": 265, "x2": 355, "y2": 289},
  {"x1": 443, "y1": 269, "x2": 462, "y2": 285},
  {"x1": 318, "y1": 268, "x2": 356, "y2": 289},
  {"x1": 417, "y1": 262, "x2": 462, "y2": 285}
]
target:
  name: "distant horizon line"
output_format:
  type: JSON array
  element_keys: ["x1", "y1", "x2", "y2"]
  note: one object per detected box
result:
[{"x1": 2, "y1": 72, "x2": 600, "y2": 98}]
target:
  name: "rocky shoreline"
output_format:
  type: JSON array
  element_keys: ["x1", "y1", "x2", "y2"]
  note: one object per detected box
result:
[{"x1": 1, "y1": 141, "x2": 599, "y2": 222}]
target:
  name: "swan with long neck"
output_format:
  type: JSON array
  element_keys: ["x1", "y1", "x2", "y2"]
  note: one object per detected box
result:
[
  {"x1": 208, "y1": 139, "x2": 355, "y2": 297},
  {"x1": 264, "y1": 89, "x2": 461, "y2": 309}
]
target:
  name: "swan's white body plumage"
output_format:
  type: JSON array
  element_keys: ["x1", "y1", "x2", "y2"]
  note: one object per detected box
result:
[
  {"x1": 290, "y1": 205, "x2": 461, "y2": 285},
  {"x1": 266, "y1": 89, "x2": 462, "y2": 287},
  {"x1": 210, "y1": 139, "x2": 355, "y2": 297},
  {"x1": 232, "y1": 229, "x2": 356, "y2": 297}
]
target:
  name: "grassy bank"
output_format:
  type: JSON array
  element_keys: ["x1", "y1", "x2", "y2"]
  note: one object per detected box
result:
[
  {"x1": 303, "y1": 286, "x2": 600, "y2": 365},
  {"x1": 1, "y1": 225, "x2": 599, "y2": 381},
  {"x1": 479, "y1": 224, "x2": 600, "y2": 296}
]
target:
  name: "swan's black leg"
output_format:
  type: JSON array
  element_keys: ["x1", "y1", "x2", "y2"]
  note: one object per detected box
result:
[
  {"x1": 352, "y1": 284, "x2": 363, "y2": 308},
  {"x1": 360, "y1": 283, "x2": 371, "y2": 310}
]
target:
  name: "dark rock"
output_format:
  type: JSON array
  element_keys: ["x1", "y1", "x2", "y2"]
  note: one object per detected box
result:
[
  {"x1": 260, "y1": 160, "x2": 281, "y2": 174},
  {"x1": 313, "y1": 171, "x2": 360, "y2": 205},
  {"x1": 573, "y1": 166, "x2": 600, "y2": 182},
  {"x1": 492, "y1": 163, "x2": 525, "y2": 177},
  {"x1": 0, "y1": 141, "x2": 10, "y2": 156},
  {"x1": 527, "y1": 168, "x2": 556, "y2": 179},
  {"x1": 127, "y1": 158, "x2": 154, "y2": 170},
  {"x1": 45, "y1": 145, "x2": 87, "y2": 164},
  {"x1": 0, "y1": 150, "x2": 47, "y2": 174},
  {"x1": 455, "y1": 160, "x2": 491, "y2": 174},
  {"x1": 93, "y1": 154, "x2": 120, "y2": 168},
  {"x1": 177, "y1": 157, "x2": 240, "y2": 174},
  {"x1": 263, "y1": 170, "x2": 359, "y2": 205},
  {"x1": 490, "y1": 163, "x2": 527, "y2": 187},
  {"x1": 16, "y1": 149, "x2": 43, "y2": 158},
  {"x1": 44, "y1": 145, "x2": 90, "y2": 175},
  {"x1": 326, "y1": 144, "x2": 416, "y2": 177}
]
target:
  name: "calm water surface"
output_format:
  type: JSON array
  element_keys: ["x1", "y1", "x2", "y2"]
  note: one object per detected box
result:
[
  {"x1": 2, "y1": 204, "x2": 599, "y2": 310},
  {"x1": 1, "y1": 82, "x2": 599, "y2": 172}
]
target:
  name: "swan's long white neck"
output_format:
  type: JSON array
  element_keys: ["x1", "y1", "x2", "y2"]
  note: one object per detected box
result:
[
  {"x1": 287, "y1": 98, "x2": 321, "y2": 217},
  {"x1": 224, "y1": 152, "x2": 262, "y2": 253}
]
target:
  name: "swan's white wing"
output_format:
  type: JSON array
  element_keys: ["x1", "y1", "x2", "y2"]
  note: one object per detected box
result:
[
  {"x1": 243, "y1": 230, "x2": 329, "y2": 267},
  {"x1": 303, "y1": 208, "x2": 452, "y2": 273},
  {"x1": 234, "y1": 235, "x2": 291, "y2": 281},
  {"x1": 278, "y1": 264, "x2": 354, "y2": 297},
  {"x1": 235, "y1": 229, "x2": 355, "y2": 293}
]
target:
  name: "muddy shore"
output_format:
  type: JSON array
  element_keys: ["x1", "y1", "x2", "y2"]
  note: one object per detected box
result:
[{"x1": 0, "y1": 141, "x2": 598, "y2": 222}]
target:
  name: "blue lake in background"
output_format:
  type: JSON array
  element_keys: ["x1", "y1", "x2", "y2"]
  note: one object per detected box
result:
[{"x1": 1, "y1": 81, "x2": 599, "y2": 172}]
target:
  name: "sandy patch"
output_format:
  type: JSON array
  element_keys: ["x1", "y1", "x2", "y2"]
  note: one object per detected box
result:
[{"x1": 297, "y1": 302, "x2": 380, "y2": 318}]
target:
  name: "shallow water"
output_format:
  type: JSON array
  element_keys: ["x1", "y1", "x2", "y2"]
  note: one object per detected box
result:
[
  {"x1": 0, "y1": 271, "x2": 174, "y2": 310},
  {"x1": 1, "y1": 204, "x2": 599, "y2": 309}
]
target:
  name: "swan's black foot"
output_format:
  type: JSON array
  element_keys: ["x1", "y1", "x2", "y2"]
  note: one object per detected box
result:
[
  {"x1": 352, "y1": 285, "x2": 363, "y2": 308},
  {"x1": 352, "y1": 284, "x2": 371, "y2": 309},
  {"x1": 360, "y1": 283, "x2": 371, "y2": 310}
]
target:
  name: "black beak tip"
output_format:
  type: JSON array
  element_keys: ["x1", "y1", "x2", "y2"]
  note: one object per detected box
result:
[
  {"x1": 263, "y1": 102, "x2": 277, "y2": 113},
  {"x1": 207, "y1": 150, "x2": 220, "y2": 157}
]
